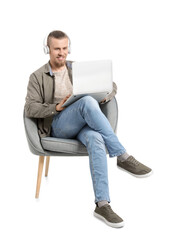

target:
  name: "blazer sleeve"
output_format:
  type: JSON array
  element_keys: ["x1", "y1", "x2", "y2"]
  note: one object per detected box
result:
[{"x1": 24, "y1": 73, "x2": 57, "y2": 118}]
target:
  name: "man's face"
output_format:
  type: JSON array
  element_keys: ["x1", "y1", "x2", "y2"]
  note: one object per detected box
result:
[{"x1": 49, "y1": 37, "x2": 69, "y2": 68}]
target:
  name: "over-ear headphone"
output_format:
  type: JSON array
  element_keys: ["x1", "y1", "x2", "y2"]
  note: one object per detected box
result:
[{"x1": 43, "y1": 31, "x2": 71, "y2": 54}]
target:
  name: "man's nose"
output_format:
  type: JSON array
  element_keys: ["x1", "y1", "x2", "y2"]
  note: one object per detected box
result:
[{"x1": 58, "y1": 49, "x2": 64, "y2": 55}]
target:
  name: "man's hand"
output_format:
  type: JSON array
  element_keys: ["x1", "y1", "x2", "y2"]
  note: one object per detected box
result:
[
  {"x1": 56, "y1": 94, "x2": 71, "y2": 112},
  {"x1": 100, "y1": 98, "x2": 106, "y2": 104}
]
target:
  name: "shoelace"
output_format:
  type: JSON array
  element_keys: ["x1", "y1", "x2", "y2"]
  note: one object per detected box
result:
[
  {"x1": 127, "y1": 156, "x2": 140, "y2": 166},
  {"x1": 105, "y1": 205, "x2": 115, "y2": 214}
]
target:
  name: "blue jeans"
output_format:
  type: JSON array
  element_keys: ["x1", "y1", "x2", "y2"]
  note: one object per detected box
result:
[{"x1": 51, "y1": 96, "x2": 126, "y2": 203}]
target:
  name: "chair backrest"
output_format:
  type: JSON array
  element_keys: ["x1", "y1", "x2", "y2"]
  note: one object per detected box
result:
[{"x1": 24, "y1": 97, "x2": 118, "y2": 156}]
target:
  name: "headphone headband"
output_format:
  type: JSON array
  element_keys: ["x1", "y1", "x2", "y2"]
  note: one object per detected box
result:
[{"x1": 43, "y1": 31, "x2": 71, "y2": 54}]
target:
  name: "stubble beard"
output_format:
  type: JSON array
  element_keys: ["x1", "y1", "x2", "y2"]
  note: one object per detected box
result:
[
  {"x1": 56, "y1": 61, "x2": 66, "y2": 68},
  {"x1": 55, "y1": 56, "x2": 66, "y2": 68}
]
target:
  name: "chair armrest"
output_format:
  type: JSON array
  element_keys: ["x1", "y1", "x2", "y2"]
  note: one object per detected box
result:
[
  {"x1": 23, "y1": 110, "x2": 45, "y2": 156},
  {"x1": 100, "y1": 97, "x2": 118, "y2": 133}
]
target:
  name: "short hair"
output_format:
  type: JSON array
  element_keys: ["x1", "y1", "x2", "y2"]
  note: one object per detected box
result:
[{"x1": 47, "y1": 30, "x2": 69, "y2": 47}]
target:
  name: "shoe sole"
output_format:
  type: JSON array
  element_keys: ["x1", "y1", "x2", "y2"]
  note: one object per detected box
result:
[
  {"x1": 117, "y1": 166, "x2": 153, "y2": 178},
  {"x1": 93, "y1": 212, "x2": 125, "y2": 228}
]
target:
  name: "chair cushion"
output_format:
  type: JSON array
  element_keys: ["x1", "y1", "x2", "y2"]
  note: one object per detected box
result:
[{"x1": 41, "y1": 137, "x2": 88, "y2": 155}]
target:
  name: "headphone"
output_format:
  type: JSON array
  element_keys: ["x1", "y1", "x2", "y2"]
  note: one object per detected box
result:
[{"x1": 43, "y1": 31, "x2": 71, "y2": 54}]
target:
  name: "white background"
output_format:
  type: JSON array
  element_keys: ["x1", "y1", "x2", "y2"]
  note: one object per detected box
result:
[{"x1": 0, "y1": 0, "x2": 173, "y2": 239}]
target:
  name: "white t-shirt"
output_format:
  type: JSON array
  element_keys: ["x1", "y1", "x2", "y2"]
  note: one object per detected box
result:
[{"x1": 53, "y1": 66, "x2": 73, "y2": 104}]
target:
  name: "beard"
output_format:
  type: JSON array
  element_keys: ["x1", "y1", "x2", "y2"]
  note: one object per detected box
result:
[
  {"x1": 55, "y1": 55, "x2": 66, "y2": 68},
  {"x1": 50, "y1": 54, "x2": 67, "y2": 71},
  {"x1": 55, "y1": 61, "x2": 66, "y2": 68}
]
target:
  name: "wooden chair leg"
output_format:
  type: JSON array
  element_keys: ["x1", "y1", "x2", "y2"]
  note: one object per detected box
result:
[
  {"x1": 45, "y1": 156, "x2": 50, "y2": 177},
  {"x1": 35, "y1": 156, "x2": 45, "y2": 198}
]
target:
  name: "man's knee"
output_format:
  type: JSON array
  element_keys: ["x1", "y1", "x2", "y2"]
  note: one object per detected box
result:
[
  {"x1": 81, "y1": 96, "x2": 97, "y2": 104},
  {"x1": 79, "y1": 96, "x2": 99, "y2": 110}
]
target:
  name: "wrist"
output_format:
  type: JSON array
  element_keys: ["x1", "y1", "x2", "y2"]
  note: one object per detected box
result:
[{"x1": 56, "y1": 104, "x2": 60, "y2": 112}]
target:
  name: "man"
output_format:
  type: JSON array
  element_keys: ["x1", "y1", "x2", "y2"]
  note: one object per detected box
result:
[{"x1": 25, "y1": 30, "x2": 152, "y2": 228}]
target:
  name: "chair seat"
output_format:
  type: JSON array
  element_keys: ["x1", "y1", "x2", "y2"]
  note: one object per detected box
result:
[{"x1": 41, "y1": 137, "x2": 88, "y2": 155}]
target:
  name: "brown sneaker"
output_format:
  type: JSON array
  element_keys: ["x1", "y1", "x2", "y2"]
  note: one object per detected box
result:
[
  {"x1": 94, "y1": 204, "x2": 124, "y2": 228},
  {"x1": 117, "y1": 155, "x2": 153, "y2": 178}
]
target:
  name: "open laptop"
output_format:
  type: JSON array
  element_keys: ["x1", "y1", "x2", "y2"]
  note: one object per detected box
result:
[{"x1": 62, "y1": 60, "x2": 113, "y2": 107}]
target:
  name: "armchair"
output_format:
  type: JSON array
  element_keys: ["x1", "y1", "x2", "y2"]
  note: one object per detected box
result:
[{"x1": 23, "y1": 97, "x2": 118, "y2": 198}]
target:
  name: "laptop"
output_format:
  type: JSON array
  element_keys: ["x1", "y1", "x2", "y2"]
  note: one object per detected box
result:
[{"x1": 62, "y1": 60, "x2": 113, "y2": 107}]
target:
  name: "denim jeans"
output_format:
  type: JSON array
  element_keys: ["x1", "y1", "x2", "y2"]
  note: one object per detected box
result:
[{"x1": 51, "y1": 96, "x2": 126, "y2": 203}]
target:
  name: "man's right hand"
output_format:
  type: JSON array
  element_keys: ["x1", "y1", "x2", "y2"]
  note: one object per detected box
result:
[{"x1": 56, "y1": 94, "x2": 71, "y2": 112}]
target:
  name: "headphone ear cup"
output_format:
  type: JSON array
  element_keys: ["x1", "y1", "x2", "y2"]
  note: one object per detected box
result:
[
  {"x1": 43, "y1": 45, "x2": 49, "y2": 54},
  {"x1": 46, "y1": 46, "x2": 49, "y2": 54},
  {"x1": 43, "y1": 34, "x2": 49, "y2": 54},
  {"x1": 68, "y1": 39, "x2": 71, "y2": 54},
  {"x1": 68, "y1": 46, "x2": 71, "y2": 54}
]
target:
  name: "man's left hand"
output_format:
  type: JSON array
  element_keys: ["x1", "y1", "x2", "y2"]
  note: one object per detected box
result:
[{"x1": 100, "y1": 98, "x2": 106, "y2": 104}]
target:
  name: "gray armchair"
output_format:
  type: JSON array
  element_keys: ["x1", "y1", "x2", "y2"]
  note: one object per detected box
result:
[{"x1": 24, "y1": 97, "x2": 118, "y2": 198}]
